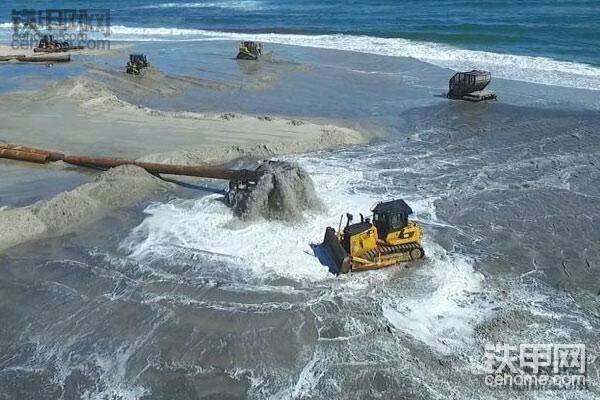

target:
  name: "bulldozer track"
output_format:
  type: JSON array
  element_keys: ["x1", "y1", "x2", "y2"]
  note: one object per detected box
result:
[{"x1": 364, "y1": 242, "x2": 423, "y2": 261}]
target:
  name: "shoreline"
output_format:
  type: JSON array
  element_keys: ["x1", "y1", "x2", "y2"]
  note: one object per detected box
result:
[
  {"x1": 0, "y1": 76, "x2": 370, "y2": 159},
  {"x1": 0, "y1": 74, "x2": 371, "y2": 253},
  {"x1": 1, "y1": 14, "x2": 599, "y2": 400}
]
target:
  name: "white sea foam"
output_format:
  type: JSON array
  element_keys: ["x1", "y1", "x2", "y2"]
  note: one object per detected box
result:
[
  {"x1": 121, "y1": 158, "x2": 372, "y2": 282},
  {"x1": 123, "y1": 152, "x2": 489, "y2": 354},
  {"x1": 134, "y1": 1, "x2": 264, "y2": 10},
  {"x1": 381, "y1": 243, "x2": 486, "y2": 354}
]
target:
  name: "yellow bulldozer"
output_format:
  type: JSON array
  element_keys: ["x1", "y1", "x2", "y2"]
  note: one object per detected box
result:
[
  {"x1": 321, "y1": 199, "x2": 424, "y2": 274},
  {"x1": 236, "y1": 41, "x2": 263, "y2": 60}
]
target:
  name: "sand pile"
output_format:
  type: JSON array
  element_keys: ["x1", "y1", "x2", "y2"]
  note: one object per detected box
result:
[
  {"x1": 230, "y1": 161, "x2": 322, "y2": 220},
  {"x1": 0, "y1": 165, "x2": 170, "y2": 252},
  {"x1": 137, "y1": 126, "x2": 366, "y2": 167},
  {"x1": 0, "y1": 76, "x2": 368, "y2": 160},
  {"x1": 30, "y1": 76, "x2": 126, "y2": 109}
]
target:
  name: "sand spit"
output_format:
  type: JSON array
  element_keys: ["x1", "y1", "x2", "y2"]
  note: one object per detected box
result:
[
  {"x1": 0, "y1": 77, "x2": 369, "y2": 161},
  {"x1": 26, "y1": 75, "x2": 126, "y2": 108},
  {"x1": 137, "y1": 126, "x2": 365, "y2": 166},
  {"x1": 0, "y1": 76, "x2": 368, "y2": 251},
  {"x1": 85, "y1": 63, "x2": 277, "y2": 98},
  {"x1": 0, "y1": 165, "x2": 170, "y2": 253}
]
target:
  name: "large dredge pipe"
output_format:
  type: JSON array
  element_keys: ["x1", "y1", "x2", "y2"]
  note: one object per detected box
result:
[
  {"x1": 0, "y1": 148, "x2": 51, "y2": 164},
  {"x1": 0, "y1": 143, "x2": 260, "y2": 182}
]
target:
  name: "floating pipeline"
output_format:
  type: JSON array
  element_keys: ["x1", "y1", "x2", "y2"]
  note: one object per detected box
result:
[
  {"x1": 0, "y1": 143, "x2": 259, "y2": 181},
  {"x1": 0, "y1": 143, "x2": 322, "y2": 221}
]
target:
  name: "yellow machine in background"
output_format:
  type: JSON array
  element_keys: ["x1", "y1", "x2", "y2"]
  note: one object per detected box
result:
[
  {"x1": 236, "y1": 41, "x2": 263, "y2": 60},
  {"x1": 321, "y1": 199, "x2": 424, "y2": 274}
]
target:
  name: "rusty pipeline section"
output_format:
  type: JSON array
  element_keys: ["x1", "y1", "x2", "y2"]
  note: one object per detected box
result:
[{"x1": 0, "y1": 143, "x2": 260, "y2": 182}]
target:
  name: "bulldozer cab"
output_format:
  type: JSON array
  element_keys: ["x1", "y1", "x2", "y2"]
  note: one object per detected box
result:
[
  {"x1": 371, "y1": 199, "x2": 412, "y2": 239},
  {"x1": 237, "y1": 41, "x2": 262, "y2": 59},
  {"x1": 130, "y1": 54, "x2": 148, "y2": 66}
]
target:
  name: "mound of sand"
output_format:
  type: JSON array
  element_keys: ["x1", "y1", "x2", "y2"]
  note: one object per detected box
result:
[
  {"x1": 137, "y1": 124, "x2": 364, "y2": 166},
  {"x1": 0, "y1": 165, "x2": 170, "y2": 252},
  {"x1": 86, "y1": 64, "x2": 238, "y2": 98},
  {"x1": 230, "y1": 161, "x2": 323, "y2": 220},
  {"x1": 29, "y1": 76, "x2": 126, "y2": 109},
  {"x1": 0, "y1": 76, "x2": 369, "y2": 161}
]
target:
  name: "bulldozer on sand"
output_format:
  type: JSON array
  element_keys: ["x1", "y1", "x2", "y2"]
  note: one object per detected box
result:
[
  {"x1": 236, "y1": 41, "x2": 263, "y2": 60},
  {"x1": 321, "y1": 199, "x2": 425, "y2": 274},
  {"x1": 126, "y1": 54, "x2": 150, "y2": 76}
]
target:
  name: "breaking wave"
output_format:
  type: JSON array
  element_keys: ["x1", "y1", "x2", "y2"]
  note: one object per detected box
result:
[
  {"x1": 1, "y1": 19, "x2": 599, "y2": 89},
  {"x1": 133, "y1": 1, "x2": 264, "y2": 10}
]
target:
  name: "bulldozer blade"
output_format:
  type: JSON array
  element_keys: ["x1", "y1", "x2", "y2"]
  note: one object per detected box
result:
[{"x1": 321, "y1": 227, "x2": 351, "y2": 274}]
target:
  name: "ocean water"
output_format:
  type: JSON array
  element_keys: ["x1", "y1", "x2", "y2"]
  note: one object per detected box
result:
[
  {"x1": 2, "y1": 88, "x2": 599, "y2": 397},
  {"x1": 2, "y1": 0, "x2": 600, "y2": 89},
  {"x1": 1, "y1": 2, "x2": 600, "y2": 400}
]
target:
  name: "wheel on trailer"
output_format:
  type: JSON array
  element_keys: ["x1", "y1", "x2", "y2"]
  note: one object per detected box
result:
[{"x1": 409, "y1": 247, "x2": 424, "y2": 260}]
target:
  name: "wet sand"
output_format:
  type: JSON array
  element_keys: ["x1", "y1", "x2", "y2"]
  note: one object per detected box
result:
[
  {"x1": 0, "y1": 40, "x2": 598, "y2": 400},
  {"x1": 0, "y1": 165, "x2": 170, "y2": 252},
  {"x1": 0, "y1": 71, "x2": 367, "y2": 253},
  {"x1": 0, "y1": 76, "x2": 366, "y2": 160}
]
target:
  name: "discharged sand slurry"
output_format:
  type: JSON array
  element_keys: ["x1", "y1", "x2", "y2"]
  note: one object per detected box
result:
[{"x1": 230, "y1": 161, "x2": 323, "y2": 220}]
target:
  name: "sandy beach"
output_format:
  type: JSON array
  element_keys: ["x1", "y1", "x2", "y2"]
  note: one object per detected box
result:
[
  {"x1": 0, "y1": 67, "x2": 367, "y2": 253},
  {"x1": 0, "y1": 76, "x2": 367, "y2": 161}
]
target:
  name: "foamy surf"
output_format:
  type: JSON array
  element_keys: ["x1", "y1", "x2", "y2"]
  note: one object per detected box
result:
[
  {"x1": 122, "y1": 151, "x2": 490, "y2": 355},
  {"x1": 120, "y1": 159, "x2": 371, "y2": 282},
  {"x1": 381, "y1": 243, "x2": 486, "y2": 354},
  {"x1": 121, "y1": 193, "x2": 334, "y2": 282},
  {"x1": 132, "y1": 1, "x2": 264, "y2": 10}
]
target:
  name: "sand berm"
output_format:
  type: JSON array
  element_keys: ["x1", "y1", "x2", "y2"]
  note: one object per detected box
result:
[{"x1": 0, "y1": 76, "x2": 371, "y2": 252}]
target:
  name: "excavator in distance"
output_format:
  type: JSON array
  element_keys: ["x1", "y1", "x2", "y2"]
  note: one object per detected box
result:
[{"x1": 321, "y1": 199, "x2": 425, "y2": 274}]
